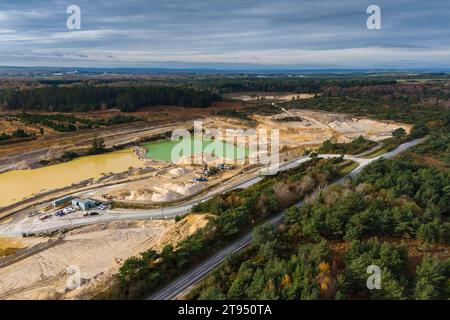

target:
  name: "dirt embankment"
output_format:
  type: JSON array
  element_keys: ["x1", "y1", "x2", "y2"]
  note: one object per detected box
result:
[
  {"x1": 0, "y1": 237, "x2": 27, "y2": 257},
  {"x1": 0, "y1": 119, "x2": 189, "y2": 173},
  {"x1": 0, "y1": 214, "x2": 210, "y2": 300},
  {"x1": 199, "y1": 109, "x2": 410, "y2": 160},
  {"x1": 253, "y1": 109, "x2": 412, "y2": 149}
]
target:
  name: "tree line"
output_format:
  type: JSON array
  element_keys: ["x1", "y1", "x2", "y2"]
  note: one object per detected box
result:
[
  {"x1": 189, "y1": 154, "x2": 449, "y2": 300},
  {"x1": 0, "y1": 85, "x2": 218, "y2": 112},
  {"x1": 0, "y1": 128, "x2": 33, "y2": 142},
  {"x1": 191, "y1": 235, "x2": 448, "y2": 300},
  {"x1": 285, "y1": 82, "x2": 450, "y2": 125},
  {"x1": 15, "y1": 113, "x2": 142, "y2": 132},
  {"x1": 318, "y1": 136, "x2": 377, "y2": 155},
  {"x1": 203, "y1": 78, "x2": 396, "y2": 94}
]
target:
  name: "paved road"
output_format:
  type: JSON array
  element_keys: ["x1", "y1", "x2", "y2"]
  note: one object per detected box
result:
[
  {"x1": 0, "y1": 138, "x2": 425, "y2": 238},
  {"x1": 0, "y1": 156, "x2": 308, "y2": 236},
  {"x1": 149, "y1": 214, "x2": 285, "y2": 300},
  {"x1": 147, "y1": 137, "x2": 426, "y2": 300}
]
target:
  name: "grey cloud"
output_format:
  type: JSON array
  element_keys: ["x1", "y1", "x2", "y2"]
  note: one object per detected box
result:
[{"x1": 0, "y1": 0, "x2": 449, "y2": 68}]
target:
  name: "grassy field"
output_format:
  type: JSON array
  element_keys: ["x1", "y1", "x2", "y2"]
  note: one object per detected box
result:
[
  {"x1": 338, "y1": 160, "x2": 359, "y2": 175},
  {"x1": 363, "y1": 147, "x2": 388, "y2": 158}
]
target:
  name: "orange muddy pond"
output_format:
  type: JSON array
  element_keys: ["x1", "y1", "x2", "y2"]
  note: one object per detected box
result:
[{"x1": 0, "y1": 149, "x2": 143, "y2": 207}]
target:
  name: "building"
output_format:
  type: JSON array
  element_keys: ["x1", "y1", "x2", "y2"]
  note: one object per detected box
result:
[
  {"x1": 52, "y1": 196, "x2": 73, "y2": 207},
  {"x1": 71, "y1": 198, "x2": 97, "y2": 211}
]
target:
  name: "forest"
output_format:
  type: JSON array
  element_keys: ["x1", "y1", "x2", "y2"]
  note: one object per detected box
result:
[
  {"x1": 14, "y1": 113, "x2": 142, "y2": 132},
  {"x1": 285, "y1": 82, "x2": 450, "y2": 124},
  {"x1": 201, "y1": 78, "x2": 397, "y2": 94},
  {"x1": 0, "y1": 85, "x2": 218, "y2": 112},
  {"x1": 318, "y1": 136, "x2": 377, "y2": 155},
  {"x1": 190, "y1": 236, "x2": 448, "y2": 300},
  {"x1": 189, "y1": 152, "x2": 449, "y2": 300}
]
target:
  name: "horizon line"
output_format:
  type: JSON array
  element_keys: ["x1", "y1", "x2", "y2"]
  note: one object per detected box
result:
[{"x1": 1, "y1": 65, "x2": 450, "y2": 74}]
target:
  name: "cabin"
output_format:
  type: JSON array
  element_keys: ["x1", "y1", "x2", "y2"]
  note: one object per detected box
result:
[
  {"x1": 71, "y1": 198, "x2": 97, "y2": 211},
  {"x1": 52, "y1": 196, "x2": 73, "y2": 207}
]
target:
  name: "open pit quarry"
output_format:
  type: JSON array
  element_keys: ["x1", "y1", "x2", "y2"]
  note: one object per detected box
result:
[{"x1": 0, "y1": 108, "x2": 411, "y2": 300}]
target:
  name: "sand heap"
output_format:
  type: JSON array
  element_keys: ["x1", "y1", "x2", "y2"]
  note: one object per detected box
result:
[
  {"x1": 174, "y1": 152, "x2": 244, "y2": 167},
  {"x1": 117, "y1": 181, "x2": 204, "y2": 202},
  {"x1": 168, "y1": 167, "x2": 189, "y2": 175}
]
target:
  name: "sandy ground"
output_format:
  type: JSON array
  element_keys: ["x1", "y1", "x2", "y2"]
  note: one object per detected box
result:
[
  {"x1": 98, "y1": 165, "x2": 200, "y2": 202},
  {"x1": 199, "y1": 109, "x2": 410, "y2": 158},
  {"x1": 0, "y1": 237, "x2": 27, "y2": 256},
  {"x1": 227, "y1": 92, "x2": 315, "y2": 102},
  {"x1": 98, "y1": 163, "x2": 241, "y2": 203},
  {"x1": 0, "y1": 214, "x2": 209, "y2": 300},
  {"x1": 254, "y1": 109, "x2": 411, "y2": 148}
]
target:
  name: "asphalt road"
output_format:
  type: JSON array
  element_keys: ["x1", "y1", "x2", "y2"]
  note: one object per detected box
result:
[
  {"x1": 147, "y1": 137, "x2": 426, "y2": 300},
  {"x1": 148, "y1": 214, "x2": 285, "y2": 300},
  {"x1": 0, "y1": 137, "x2": 425, "y2": 237},
  {"x1": 0, "y1": 156, "x2": 310, "y2": 236}
]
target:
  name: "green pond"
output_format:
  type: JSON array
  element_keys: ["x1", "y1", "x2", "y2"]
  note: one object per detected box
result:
[{"x1": 144, "y1": 137, "x2": 249, "y2": 162}]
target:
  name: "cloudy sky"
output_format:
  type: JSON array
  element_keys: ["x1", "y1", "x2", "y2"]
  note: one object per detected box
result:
[{"x1": 0, "y1": 0, "x2": 449, "y2": 69}]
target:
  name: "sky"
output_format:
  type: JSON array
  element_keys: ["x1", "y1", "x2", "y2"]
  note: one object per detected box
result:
[{"x1": 0, "y1": 0, "x2": 449, "y2": 69}]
